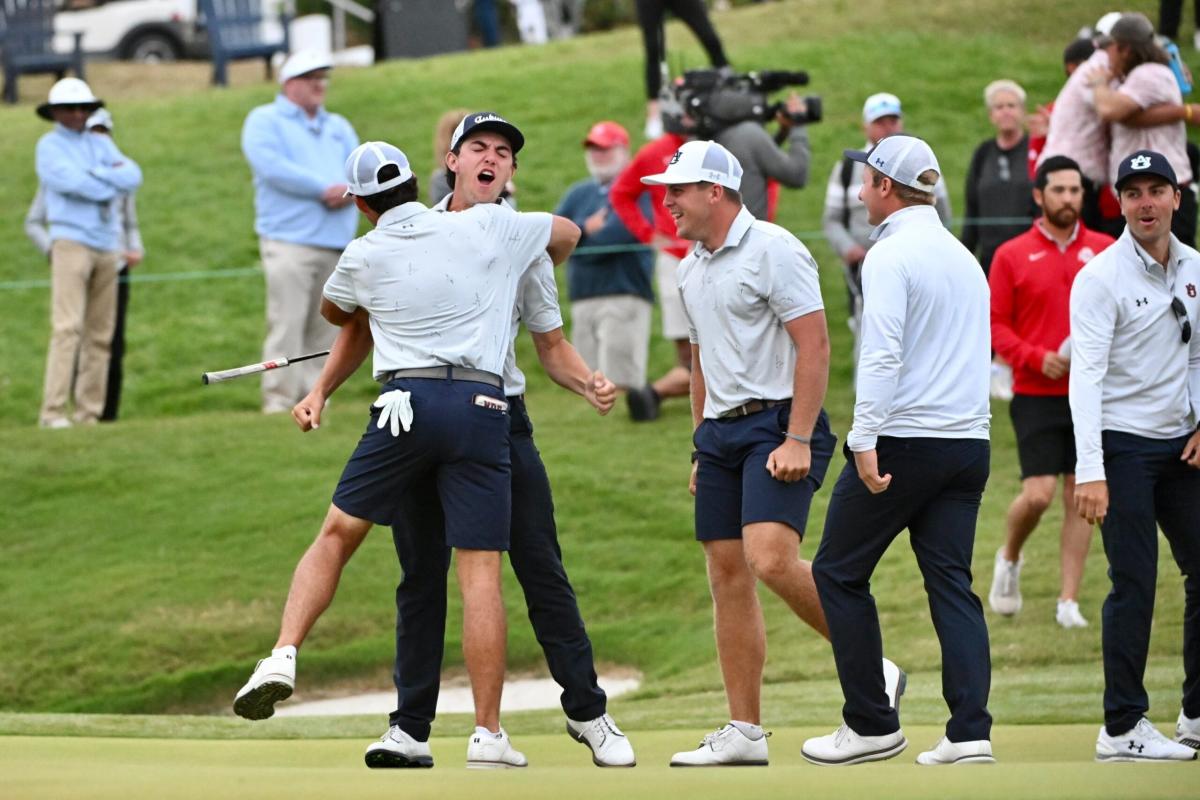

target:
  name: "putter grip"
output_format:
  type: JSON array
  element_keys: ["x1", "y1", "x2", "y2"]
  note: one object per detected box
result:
[{"x1": 202, "y1": 358, "x2": 289, "y2": 385}]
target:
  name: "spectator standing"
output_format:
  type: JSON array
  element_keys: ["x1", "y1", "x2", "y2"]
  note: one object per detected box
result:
[
  {"x1": 556, "y1": 122, "x2": 656, "y2": 390},
  {"x1": 34, "y1": 78, "x2": 142, "y2": 429},
  {"x1": 1026, "y1": 39, "x2": 1098, "y2": 178},
  {"x1": 986, "y1": 156, "x2": 1114, "y2": 630},
  {"x1": 1158, "y1": 0, "x2": 1200, "y2": 49},
  {"x1": 713, "y1": 92, "x2": 811, "y2": 219},
  {"x1": 27, "y1": 107, "x2": 144, "y2": 423},
  {"x1": 961, "y1": 80, "x2": 1036, "y2": 275},
  {"x1": 1092, "y1": 12, "x2": 1197, "y2": 246},
  {"x1": 1069, "y1": 149, "x2": 1200, "y2": 762},
  {"x1": 821, "y1": 93, "x2": 952, "y2": 360},
  {"x1": 636, "y1": 0, "x2": 730, "y2": 138},
  {"x1": 241, "y1": 50, "x2": 360, "y2": 413},
  {"x1": 474, "y1": 0, "x2": 501, "y2": 47}
]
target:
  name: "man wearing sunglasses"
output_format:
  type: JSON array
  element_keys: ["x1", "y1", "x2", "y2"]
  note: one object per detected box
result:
[{"x1": 1069, "y1": 148, "x2": 1200, "y2": 762}]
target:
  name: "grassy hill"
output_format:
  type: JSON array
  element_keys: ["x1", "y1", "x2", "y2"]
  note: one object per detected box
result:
[{"x1": 0, "y1": 0, "x2": 1192, "y2": 731}]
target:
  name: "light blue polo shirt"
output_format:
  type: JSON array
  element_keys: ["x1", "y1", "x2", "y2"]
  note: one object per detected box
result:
[{"x1": 241, "y1": 95, "x2": 360, "y2": 250}]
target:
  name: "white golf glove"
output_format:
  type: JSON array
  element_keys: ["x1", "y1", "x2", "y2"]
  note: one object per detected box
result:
[{"x1": 373, "y1": 389, "x2": 414, "y2": 437}]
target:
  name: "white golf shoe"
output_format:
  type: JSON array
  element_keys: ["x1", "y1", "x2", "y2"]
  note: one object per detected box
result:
[
  {"x1": 1177, "y1": 710, "x2": 1200, "y2": 750},
  {"x1": 988, "y1": 548, "x2": 1023, "y2": 616},
  {"x1": 882, "y1": 657, "x2": 907, "y2": 711},
  {"x1": 233, "y1": 646, "x2": 296, "y2": 720},
  {"x1": 466, "y1": 727, "x2": 528, "y2": 769},
  {"x1": 1055, "y1": 599, "x2": 1089, "y2": 629},
  {"x1": 802, "y1": 723, "x2": 906, "y2": 766},
  {"x1": 364, "y1": 725, "x2": 433, "y2": 768},
  {"x1": 669, "y1": 724, "x2": 769, "y2": 766},
  {"x1": 566, "y1": 713, "x2": 636, "y2": 767},
  {"x1": 1096, "y1": 717, "x2": 1198, "y2": 762},
  {"x1": 915, "y1": 736, "x2": 995, "y2": 765}
]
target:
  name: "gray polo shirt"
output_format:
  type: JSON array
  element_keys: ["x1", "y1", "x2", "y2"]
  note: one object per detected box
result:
[
  {"x1": 1069, "y1": 230, "x2": 1200, "y2": 483},
  {"x1": 323, "y1": 200, "x2": 552, "y2": 380},
  {"x1": 432, "y1": 195, "x2": 563, "y2": 396},
  {"x1": 678, "y1": 206, "x2": 824, "y2": 419}
]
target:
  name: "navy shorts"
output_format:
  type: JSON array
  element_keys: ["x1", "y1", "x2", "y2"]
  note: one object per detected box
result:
[
  {"x1": 332, "y1": 377, "x2": 512, "y2": 551},
  {"x1": 693, "y1": 404, "x2": 836, "y2": 541},
  {"x1": 1009, "y1": 394, "x2": 1076, "y2": 479}
]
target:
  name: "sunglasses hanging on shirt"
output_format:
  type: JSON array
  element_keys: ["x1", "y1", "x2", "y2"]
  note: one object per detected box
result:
[{"x1": 1171, "y1": 297, "x2": 1192, "y2": 344}]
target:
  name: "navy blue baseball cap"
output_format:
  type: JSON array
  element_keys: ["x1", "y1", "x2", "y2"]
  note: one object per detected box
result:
[
  {"x1": 449, "y1": 111, "x2": 525, "y2": 154},
  {"x1": 1114, "y1": 149, "x2": 1178, "y2": 191}
]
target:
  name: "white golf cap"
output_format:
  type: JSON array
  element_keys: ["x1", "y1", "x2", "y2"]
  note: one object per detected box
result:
[
  {"x1": 862, "y1": 92, "x2": 902, "y2": 123},
  {"x1": 86, "y1": 108, "x2": 114, "y2": 130},
  {"x1": 844, "y1": 134, "x2": 941, "y2": 193},
  {"x1": 279, "y1": 49, "x2": 333, "y2": 83},
  {"x1": 1092, "y1": 11, "x2": 1122, "y2": 44},
  {"x1": 344, "y1": 141, "x2": 414, "y2": 197},
  {"x1": 36, "y1": 77, "x2": 103, "y2": 120},
  {"x1": 640, "y1": 140, "x2": 744, "y2": 191}
]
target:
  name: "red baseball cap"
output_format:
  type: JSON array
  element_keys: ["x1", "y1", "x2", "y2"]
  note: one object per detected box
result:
[{"x1": 583, "y1": 121, "x2": 630, "y2": 149}]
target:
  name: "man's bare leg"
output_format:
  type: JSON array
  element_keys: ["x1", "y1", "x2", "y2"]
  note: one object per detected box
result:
[
  {"x1": 1002, "y1": 475, "x2": 1057, "y2": 563},
  {"x1": 742, "y1": 522, "x2": 830, "y2": 640},
  {"x1": 275, "y1": 504, "x2": 374, "y2": 648},
  {"x1": 1059, "y1": 475, "x2": 1093, "y2": 601},
  {"x1": 457, "y1": 548, "x2": 506, "y2": 732},
  {"x1": 704, "y1": 539, "x2": 766, "y2": 724}
]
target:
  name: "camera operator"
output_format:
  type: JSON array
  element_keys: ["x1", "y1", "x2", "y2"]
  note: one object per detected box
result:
[{"x1": 713, "y1": 92, "x2": 812, "y2": 220}]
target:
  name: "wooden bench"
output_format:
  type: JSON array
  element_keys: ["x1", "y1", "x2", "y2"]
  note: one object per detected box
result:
[
  {"x1": 198, "y1": 0, "x2": 290, "y2": 87},
  {"x1": 1, "y1": 0, "x2": 85, "y2": 105}
]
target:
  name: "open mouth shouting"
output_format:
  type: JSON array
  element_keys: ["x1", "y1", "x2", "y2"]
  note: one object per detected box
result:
[{"x1": 477, "y1": 169, "x2": 496, "y2": 187}]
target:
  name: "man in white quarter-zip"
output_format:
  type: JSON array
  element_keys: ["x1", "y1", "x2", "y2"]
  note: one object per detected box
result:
[
  {"x1": 1069, "y1": 148, "x2": 1200, "y2": 762},
  {"x1": 804, "y1": 135, "x2": 995, "y2": 768}
]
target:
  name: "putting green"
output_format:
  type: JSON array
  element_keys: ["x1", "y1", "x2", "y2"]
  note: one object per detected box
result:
[{"x1": 3, "y1": 725, "x2": 1195, "y2": 799}]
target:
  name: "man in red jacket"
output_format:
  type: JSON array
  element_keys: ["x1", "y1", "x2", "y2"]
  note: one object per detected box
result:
[
  {"x1": 610, "y1": 123, "x2": 692, "y2": 421},
  {"x1": 987, "y1": 155, "x2": 1114, "y2": 628}
]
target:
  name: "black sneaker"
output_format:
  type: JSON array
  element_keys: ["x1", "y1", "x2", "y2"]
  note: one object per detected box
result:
[{"x1": 626, "y1": 385, "x2": 660, "y2": 422}]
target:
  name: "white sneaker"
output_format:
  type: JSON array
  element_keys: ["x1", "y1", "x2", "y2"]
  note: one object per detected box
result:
[
  {"x1": 364, "y1": 725, "x2": 433, "y2": 768},
  {"x1": 882, "y1": 657, "x2": 907, "y2": 711},
  {"x1": 39, "y1": 417, "x2": 72, "y2": 430},
  {"x1": 1056, "y1": 599, "x2": 1089, "y2": 629},
  {"x1": 1096, "y1": 717, "x2": 1198, "y2": 762},
  {"x1": 1176, "y1": 709, "x2": 1200, "y2": 750},
  {"x1": 466, "y1": 728, "x2": 528, "y2": 769},
  {"x1": 233, "y1": 647, "x2": 295, "y2": 720},
  {"x1": 988, "y1": 548, "x2": 1023, "y2": 616},
  {"x1": 802, "y1": 723, "x2": 907, "y2": 766},
  {"x1": 990, "y1": 360, "x2": 1013, "y2": 401},
  {"x1": 669, "y1": 724, "x2": 769, "y2": 766},
  {"x1": 915, "y1": 736, "x2": 995, "y2": 765},
  {"x1": 566, "y1": 713, "x2": 636, "y2": 767}
]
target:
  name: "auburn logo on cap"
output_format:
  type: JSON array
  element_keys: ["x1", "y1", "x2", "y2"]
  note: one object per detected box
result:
[
  {"x1": 1130, "y1": 154, "x2": 1152, "y2": 170},
  {"x1": 668, "y1": 150, "x2": 683, "y2": 165}
]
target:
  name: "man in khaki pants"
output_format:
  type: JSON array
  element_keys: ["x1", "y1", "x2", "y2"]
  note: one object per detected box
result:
[
  {"x1": 240, "y1": 51, "x2": 360, "y2": 413},
  {"x1": 34, "y1": 78, "x2": 142, "y2": 428}
]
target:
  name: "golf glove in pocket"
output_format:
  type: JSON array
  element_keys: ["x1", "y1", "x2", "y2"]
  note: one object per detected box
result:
[{"x1": 373, "y1": 389, "x2": 414, "y2": 437}]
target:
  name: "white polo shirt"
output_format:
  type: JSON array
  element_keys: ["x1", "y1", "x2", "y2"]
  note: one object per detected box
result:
[
  {"x1": 1069, "y1": 230, "x2": 1200, "y2": 483},
  {"x1": 848, "y1": 204, "x2": 991, "y2": 451},
  {"x1": 432, "y1": 195, "x2": 563, "y2": 397},
  {"x1": 677, "y1": 206, "x2": 824, "y2": 419},
  {"x1": 323, "y1": 201, "x2": 552, "y2": 380}
]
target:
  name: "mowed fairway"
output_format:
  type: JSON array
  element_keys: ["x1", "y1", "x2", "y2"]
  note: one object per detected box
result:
[{"x1": 4, "y1": 726, "x2": 1195, "y2": 800}]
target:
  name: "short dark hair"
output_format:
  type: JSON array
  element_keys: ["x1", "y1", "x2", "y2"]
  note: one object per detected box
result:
[
  {"x1": 868, "y1": 167, "x2": 938, "y2": 206},
  {"x1": 360, "y1": 173, "x2": 419, "y2": 215},
  {"x1": 1035, "y1": 155, "x2": 1083, "y2": 189},
  {"x1": 1063, "y1": 38, "x2": 1095, "y2": 67},
  {"x1": 698, "y1": 180, "x2": 742, "y2": 206}
]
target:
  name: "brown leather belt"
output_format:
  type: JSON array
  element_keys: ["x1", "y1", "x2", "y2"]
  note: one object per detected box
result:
[
  {"x1": 379, "y1": 366, "x2": 503, "y2": 389},
  {"x1": 717, "y1": 399, "x2": 789, "y2": 419}
]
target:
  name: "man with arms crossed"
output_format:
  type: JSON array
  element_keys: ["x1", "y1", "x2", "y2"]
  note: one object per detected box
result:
[
  {"x1": 988, "y1": 156, "x2": 1113, "y2": 628},
  {"x1": 232, "y1": 141, "x2": 583, "y2": 762},
  {"x1": 804, "y1": 136, "x2": 994, "y2": 767},
  {"x1": 1070, "y1": 149, "x2": 1200, "y2": 761},
  {"x1": 642, "y1": 141, "x2": 900, "y2": 767}
]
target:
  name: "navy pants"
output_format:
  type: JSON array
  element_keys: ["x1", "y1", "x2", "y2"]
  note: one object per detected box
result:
[
  {"x1": 813, "y1": 437, "x2": 993, "y2": 742},
  {"x1": 388, "y1": 396, "x2": 606, "y2": 740},
  {"x1": 1100, "y1": 431, "x2": 1200, "y2": 735}
]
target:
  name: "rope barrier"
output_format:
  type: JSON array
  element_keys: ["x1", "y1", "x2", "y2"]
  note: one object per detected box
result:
[{"x1": 0, "y1": 217, "x2": 1036, "y2": 292}]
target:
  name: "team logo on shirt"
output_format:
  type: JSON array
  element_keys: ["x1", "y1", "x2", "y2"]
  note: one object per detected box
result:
[
  {"x1": 1130, "y1": 154, "x2": 1153, "y2": 170},
  {"x1": 1078, "y1": 247, "x2": 1095, "y2": 263},
  {"x1": 1189, "y1": 283, "x2": 1197, "y2": 298}
]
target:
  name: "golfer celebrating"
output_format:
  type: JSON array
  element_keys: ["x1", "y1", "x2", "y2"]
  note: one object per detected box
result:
[
  {"x1": 804, "y1": 135, "x2": 995, "y2": 767},
  {"x1": 232, "y1": 141, "x2": 581, "y2": 747},
  {"x1": 643, "y1": 141, "x2": 840, "y2": 767}
]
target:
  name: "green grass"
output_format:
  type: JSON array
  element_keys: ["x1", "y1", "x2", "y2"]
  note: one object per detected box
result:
[
  {"x1": 4, "y1": 726, "x2": 1198, "y2": 800},
  {"x1": 0, "y1": 0, "x2": 1192, "y2": 744}
]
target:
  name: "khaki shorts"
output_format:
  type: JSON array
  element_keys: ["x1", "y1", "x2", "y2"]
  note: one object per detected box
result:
[
  {"x1": 571, "y1": 295, "x2": 653, "y2": 389},
  {"x1": 655, "y1": 250, "x2": 690, "y2": 340}
]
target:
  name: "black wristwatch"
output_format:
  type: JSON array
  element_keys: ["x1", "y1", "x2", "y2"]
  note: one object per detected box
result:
[{"x1": 691, "y1": 450, "x2": 700, "y2": 464}]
